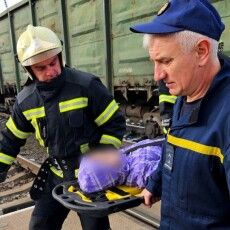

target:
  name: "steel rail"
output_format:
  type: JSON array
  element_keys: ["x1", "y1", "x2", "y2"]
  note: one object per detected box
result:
[
  {"x1": 16, "y1": 154, "x2": 161, "y2": 228},
  {"x1": 17, "y1": 155, "x2": 40, "y2": 175}
]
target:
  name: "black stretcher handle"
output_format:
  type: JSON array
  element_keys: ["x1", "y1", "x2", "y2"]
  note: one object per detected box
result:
[{"x1": 52, "y1": 181, "x2": 143, "y2": 217}]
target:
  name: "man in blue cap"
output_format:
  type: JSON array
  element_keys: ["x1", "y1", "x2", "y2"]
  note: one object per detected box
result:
[{"x1": 131, "y1": 0, "x2": 230, "y2": 228}]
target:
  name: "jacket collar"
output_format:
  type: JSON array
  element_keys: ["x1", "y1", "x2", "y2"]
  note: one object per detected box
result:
[
  {"x1": 171, "y1": 54, "x2": 230, "y2": 130},
  {"x1": 171, "y1": 97, "x2": 202, "y2": 129},
  {"x1": 35, "y1": 68, "x2": 66, "y2": 102}
]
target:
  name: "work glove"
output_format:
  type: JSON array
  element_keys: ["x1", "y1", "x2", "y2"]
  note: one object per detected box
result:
[{"x1": 0, "y1": 171, "x2": 7, "y2": 183}]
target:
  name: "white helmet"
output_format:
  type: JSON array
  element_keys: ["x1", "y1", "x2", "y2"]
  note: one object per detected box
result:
[{"x1": 17, "y1": 25, "x2": 63, "y2": 66}]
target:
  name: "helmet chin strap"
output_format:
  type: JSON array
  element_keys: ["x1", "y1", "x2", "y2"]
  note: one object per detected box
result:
[
  {"x1": 22, "y1": 66, "x2": 35, "y2": 86},
  {"x1": 15, "y1": 53, "x2": 34, "y2": 81},
  {"x1": 58, "y1": 52, "x2": 65, "y2": 69},
  {"x1": 24, "y1": 66, "x2": 34, "y2": 80}
]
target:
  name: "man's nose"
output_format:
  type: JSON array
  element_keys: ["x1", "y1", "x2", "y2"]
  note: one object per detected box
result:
[
  {"x1": 46, "y1": 66, "x2": 56, "y2": 76},
  {"x1": 154, "y1": 64, "x2": 166, "y2": 81}
]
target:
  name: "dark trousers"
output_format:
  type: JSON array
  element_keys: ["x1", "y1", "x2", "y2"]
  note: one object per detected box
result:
[{"x1": 29, "y1": 172, "x2": 110, "y2": 230}]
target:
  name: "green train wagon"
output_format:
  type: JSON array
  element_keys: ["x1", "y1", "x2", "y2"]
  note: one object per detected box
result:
[{"x1": 0, "y1": 0, "x2": 229, "y2": 135}]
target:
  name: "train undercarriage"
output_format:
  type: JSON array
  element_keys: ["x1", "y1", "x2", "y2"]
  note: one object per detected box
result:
[
  {"x1": 0, "y1": 83, "x2": 163, "y2": 142},
  {"x1": 114, "y1": 84, "x2": 162, "y2": 142}
]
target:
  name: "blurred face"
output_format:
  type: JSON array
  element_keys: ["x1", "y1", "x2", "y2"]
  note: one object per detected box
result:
[
  {"x1": 88, "y1": 149, "x2": 121, "y2": 167},
  {"x1": 30, "y1": 55, "x2": 61, "y2": 82},
  {"x1": 149, "y1": 35, "x2": 200, "y2": 96}
]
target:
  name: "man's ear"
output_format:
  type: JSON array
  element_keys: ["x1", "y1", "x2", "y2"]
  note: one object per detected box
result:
[{"x1": 195, "y1": 39, "x2": 210, "y2": 67}]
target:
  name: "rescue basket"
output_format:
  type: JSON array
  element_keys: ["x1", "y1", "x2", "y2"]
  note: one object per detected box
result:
[{"x1": 52, "y1": 137, "x2": 165, "y2": 217}]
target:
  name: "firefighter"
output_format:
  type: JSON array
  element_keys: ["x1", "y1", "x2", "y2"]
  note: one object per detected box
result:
[{"x1": 0, "y1": 25, "x2": 126, "y2": 230}]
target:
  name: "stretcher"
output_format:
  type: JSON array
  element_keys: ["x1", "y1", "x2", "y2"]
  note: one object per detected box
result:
[
  {"x1": 52, "y1": 181, "x2": 143, "y2": 217},
  {"x1": 52, "y1": 137, "x2": 165, "y2": 217}
]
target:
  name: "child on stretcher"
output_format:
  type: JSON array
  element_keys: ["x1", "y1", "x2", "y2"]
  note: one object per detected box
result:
[{"x1": 78, "y1": 139, "x2": 162, "y2": 193}]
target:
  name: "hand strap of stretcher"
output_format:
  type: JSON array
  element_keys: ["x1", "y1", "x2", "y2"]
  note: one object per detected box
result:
[{"x1": 121, "y1": 137, "x2": 165, "y2": 154}]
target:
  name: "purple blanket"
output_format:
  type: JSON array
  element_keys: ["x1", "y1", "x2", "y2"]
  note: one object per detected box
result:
[{"x1": 78, "y1": 139, "x2": 162, "y2": 193}]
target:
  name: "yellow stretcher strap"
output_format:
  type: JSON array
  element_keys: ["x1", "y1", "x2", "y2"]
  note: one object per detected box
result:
[
  {"x1": 67, "y1": 185, "x2": 142, "y2": 202},
  {"x1": 68, "y1": 185, "x2": 92, "y2": 202}
]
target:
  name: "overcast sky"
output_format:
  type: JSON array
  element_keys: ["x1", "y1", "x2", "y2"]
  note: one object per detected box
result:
[{"x1": 0, "y1": 0, "x2": 22, "y2": 14}]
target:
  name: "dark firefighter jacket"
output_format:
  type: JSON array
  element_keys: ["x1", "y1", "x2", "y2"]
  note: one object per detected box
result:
[
  {"x1": 146, "y1": 55, "x2": 230, "y2": 229},
  {"x1": 0, "y1": 67, "x2": 126, "y2": 179}
]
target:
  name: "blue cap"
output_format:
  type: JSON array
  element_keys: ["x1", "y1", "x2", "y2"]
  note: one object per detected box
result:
[{"x1": 130, "y1": 0, "x2": 225, "y2": 41}]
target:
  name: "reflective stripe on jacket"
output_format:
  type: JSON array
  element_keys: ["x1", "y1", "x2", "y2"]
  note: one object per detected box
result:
[
  {"x1": 0, "y1": 67, "x2": 125, "y2": 170},
  {"x1": 147, "y1": 55, "x2": 230, "y2": 229}
]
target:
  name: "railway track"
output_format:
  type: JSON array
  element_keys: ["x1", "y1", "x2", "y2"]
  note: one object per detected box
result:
[
  {"x1": 0, "y1": 156, "x2": 160, "y2": 229},
  {"x1": 0, "y1": 113, "x2": 41, "y2": 214},
  {"x1": 0, "y1": 159, "x2": 35, "y2": 215}
]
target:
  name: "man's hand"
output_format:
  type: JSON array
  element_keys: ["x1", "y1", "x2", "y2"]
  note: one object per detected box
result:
[
  {"x1": 0, "y1": 171, "x2": 8, "y2": 183},
  {"x1": 140, "y1": 188, "x2": 160, "y2": 208}
]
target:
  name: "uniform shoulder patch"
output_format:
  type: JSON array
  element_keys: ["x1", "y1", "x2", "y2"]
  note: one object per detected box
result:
[{"x1": 157, "y1": 2, "x2": 170, "y2": 16}]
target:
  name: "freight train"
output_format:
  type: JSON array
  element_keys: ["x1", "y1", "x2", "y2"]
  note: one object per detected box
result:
[{"x1": 0, "y1": 0, "x2": 229, "y2": 141}]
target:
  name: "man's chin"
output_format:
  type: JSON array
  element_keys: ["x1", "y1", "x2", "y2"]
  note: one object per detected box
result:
[
  {"x1": 169, "y1": 89, "x2": 178, "y2": 96},
  {"x1": 43, "y1": 76, "x2": 59, "y2": 83}
]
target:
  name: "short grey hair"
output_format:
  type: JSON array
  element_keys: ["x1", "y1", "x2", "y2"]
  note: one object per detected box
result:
[{"x1": 143, "y1": 30, "x2": 219, "y2": 59}]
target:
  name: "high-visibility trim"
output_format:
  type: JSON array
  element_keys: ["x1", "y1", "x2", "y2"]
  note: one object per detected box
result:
[
  {"x1": 0, "y1": 152, "x2": 15, "y2": 165},
  {"x1": 23, "y1": 107, "x2": 45, "y2": 146},
  {"x1": 163, "y1": 127, "x2": 168, "y2": 135},
  {"x1": 80, "y1": 143, "x2": 90, "y2": 154},
  {"x1": 159, "y1": 94, "x2": 177, "y2": 104},
  {"x1": 50, "y1": 166, "x2": 63, "y2": 178},
  {"x1": 75, "y1": 169, "x2": 79, "y2": 178},
  {"x1": 167, "y1": 134, "x2": 224, "y2": 163},
  {"x1": 6, "y1": 117, "x2": 32, "y2": 139},
  {"x1": 99, "y1": 134, "x2": 122, "y2": 149},
  {"x1": 23, "y1": 107, "x2": 45, "y2": 120},
  {"x1": 50, "y1": 166, "x2": 79, "y2": 178},
  {"x1": 95, "y1": 100, "x2": 119, "y2": 127},
  {"x1": 31, "y1": 118, "x2": 45, "y2": 147},
  {"x1": 59, "y1": 97, "x2": 88, "y2": 113}
]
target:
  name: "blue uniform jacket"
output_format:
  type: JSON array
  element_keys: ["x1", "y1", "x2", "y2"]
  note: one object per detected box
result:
[{"x1": 146, "y1": 55, "x2": 230, "y2": 229}]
